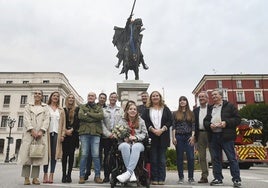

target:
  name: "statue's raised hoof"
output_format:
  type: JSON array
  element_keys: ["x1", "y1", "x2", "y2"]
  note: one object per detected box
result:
[
  {"x1": 143, "y1": 65, "x2": 149, "y2": 70},
  {"x1": 120, "y1": 69, "x2": 125, "y2": 74}
]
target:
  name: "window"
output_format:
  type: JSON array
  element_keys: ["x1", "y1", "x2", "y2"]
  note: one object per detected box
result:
[
  {"x1": 6, "y1": 80, "x2": 13, "y2": 84},
  {"x1": 23, "y1": 81, "x2": 29, "y2": 84},
  {"x1": 43, "y1": 80, "x2": 50, "y2": 83},
  {"x1": 15, "y1": 139, "x2": 21, "y2": 154},
  {"x1": 255, "y1": 80, "x2": 260, "y2": 88},
  {"x1": 236, "y1": 91, "x2": 245, "y2": 102},
  {"x1": 1, "y1": 116, "x2": 8, "y2": 127},
  {"x1": 217, "y1": 80, "x2": 222, "y2": 88},
  {"x1": 0, "y1": 139, "x2": 4, "y2": 154},
  {"x1": 222, "y1": 89, "x2": 228, "y2": 101},
  {"x1": 18, "y1": 116, "x2": 23, "y2": 128},
  {"x1": 254, "y1": 91, "x2": 263, "y2": 102},
  {"x1": 43, "y1": 95, "x2": 49, "y2": 103},
  {"x1": 4, "y1": 95, "x2": 11, "y2": 105},
  {"x1": 236, "y1": 80, "x2": 242, "y2": 88},
  {"x1": 20, "y1": 95, "x2": 28, "y2": 105}
]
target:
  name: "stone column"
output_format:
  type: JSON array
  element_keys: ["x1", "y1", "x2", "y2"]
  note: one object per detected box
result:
[{"x1": 117, "y1": 80, "x2": 150, "y2": 108}]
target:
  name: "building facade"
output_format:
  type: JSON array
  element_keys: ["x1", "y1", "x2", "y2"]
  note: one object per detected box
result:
[
  {"x1": 0, "y1": 72, "x2": 83, "y2": 162},
  {"x1": 192, "y1": 74, "x2": 268, "y2": 109}
]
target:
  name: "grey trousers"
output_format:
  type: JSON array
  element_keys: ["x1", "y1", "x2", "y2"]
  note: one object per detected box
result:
[
  {"x1": 197, "y1": 131, "x2": 211, "y2": 179},
  {"x1": 21, "y1": 165, "x2": 40, "y2": 178}
]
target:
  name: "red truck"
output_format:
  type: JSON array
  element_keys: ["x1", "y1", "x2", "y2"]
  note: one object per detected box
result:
[{"x1": 208, "y1": 119, "x2": 268, "y2": 169}]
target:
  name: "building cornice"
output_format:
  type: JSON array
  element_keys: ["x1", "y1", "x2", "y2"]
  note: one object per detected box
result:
[{"x1": 192, "y1": 74, "x2": 268, "y2": 94}]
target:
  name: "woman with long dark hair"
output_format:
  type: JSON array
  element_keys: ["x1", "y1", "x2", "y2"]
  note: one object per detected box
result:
[{"x1": 172, "y1": 96, "x2": 195, "y2": 184}]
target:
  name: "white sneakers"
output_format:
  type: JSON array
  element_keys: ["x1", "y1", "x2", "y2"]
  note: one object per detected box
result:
[
  {"x1": 116, "y1": 171, "x2": 137, "y2": 183},
  {"x1": 129, "y1": 173, "x2": 137, "y2": 182},
  {"x1": 116, "y1": 171, "x2": 131, "y2": 183}
]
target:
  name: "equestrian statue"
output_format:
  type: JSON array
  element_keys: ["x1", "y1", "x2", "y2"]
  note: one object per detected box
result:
[{"x1": 112, "y1": 0, "x2": 149, "y2": 80}]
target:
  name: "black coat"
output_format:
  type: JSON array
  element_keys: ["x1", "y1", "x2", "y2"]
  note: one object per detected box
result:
[
  {"x1": 63, "y1": 107, "x2": 80, "y2": 149},
  {"x1": 141, "y1": 106, "x2": 173, "y2": 148},
  {"x1": 204, "y1": 100, "x2": 241, "y2": 142}
]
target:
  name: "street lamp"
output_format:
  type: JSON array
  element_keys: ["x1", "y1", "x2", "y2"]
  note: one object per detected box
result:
[{"x1": 4, "y1": 117, "x2": 16, "y2": 163}]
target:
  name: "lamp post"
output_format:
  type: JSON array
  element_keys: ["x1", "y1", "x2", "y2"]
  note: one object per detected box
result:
[{"x1": 4, "y1": 117, "x2": 16, "y2": 163}]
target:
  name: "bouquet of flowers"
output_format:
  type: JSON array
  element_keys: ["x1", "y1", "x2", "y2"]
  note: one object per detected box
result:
[{"x1": 112, "y1": 124, "x2": 130, "y2": 140}]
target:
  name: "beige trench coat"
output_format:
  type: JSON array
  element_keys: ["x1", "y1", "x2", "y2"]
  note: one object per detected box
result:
[
  {"x1": 47, "y1": 106, "x2": 66, "y2": 160},
  {"x1": 18, "y1": 103, "x2": 50, "y2": 166}
]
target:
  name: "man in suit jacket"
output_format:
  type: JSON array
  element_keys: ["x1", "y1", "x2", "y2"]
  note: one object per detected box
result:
[{"x1": 193, "y1": 91, "x2": 211, "y2": 183}]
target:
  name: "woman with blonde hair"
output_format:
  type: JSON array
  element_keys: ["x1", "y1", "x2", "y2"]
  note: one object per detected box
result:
[
  {"x1": 141, "y1": 91, "x2": 173, "y2": 185},
  {"x1": 172, "y1": 96, "x2": 195, "y2": 184},
  {"x1": 61, "y1": 93, "x2": 80, "y2": 183},
  {"x1": 18, "y1": 90, "x2": 50, "y2": 185},
  {"x1": 43, "y1": 91, "x2": 66, "y2": 184}
]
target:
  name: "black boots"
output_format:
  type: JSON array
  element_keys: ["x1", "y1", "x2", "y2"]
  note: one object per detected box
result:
[
  {"x1": 66, "y1": 174, "x2": 72, "y2": 183},
  {"x1": 62, "y1": 174, "x2": 67, "y2": 183},
  {"x1": 62, "y1": 172, "x2": 72, "y2": 183}
]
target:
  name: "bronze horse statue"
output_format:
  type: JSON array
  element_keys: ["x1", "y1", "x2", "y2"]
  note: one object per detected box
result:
[
  {"x1": 120, "y1": 46, "x2": 140, "y2": 80},
  {"x1": 113, "y1": 17, "x2": 148, "y2": 80}
]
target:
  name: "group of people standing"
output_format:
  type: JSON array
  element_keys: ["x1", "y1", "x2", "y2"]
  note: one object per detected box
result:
[
  {"x1": 17, "y1": 88, "x2": 242, "y2": 187},
  {"x1": 18, "y1": 90, "x2": 79, "y2": 185}
]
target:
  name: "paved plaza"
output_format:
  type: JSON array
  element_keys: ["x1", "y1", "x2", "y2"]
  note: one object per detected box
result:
[{"x1": 1, "y1": 162, "x2": 268, "y2": 188}]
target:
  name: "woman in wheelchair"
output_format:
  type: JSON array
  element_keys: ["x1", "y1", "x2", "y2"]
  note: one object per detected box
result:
[{"x1": 115, "y1": 103, "x2": 148, "y2": 183}]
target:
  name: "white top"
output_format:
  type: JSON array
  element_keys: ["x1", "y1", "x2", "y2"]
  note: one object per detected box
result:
[
  {"x1": 150, "y1": 108, "x2": 163, "y2": 130},
  {"x1": 211, "y1": 104, "x2": 223, "y2": 132},
  {"x1": 199, "y1": 106, "x2": 207, "y2": 130},
  {"x1": 109, "y1": 106, "x2": 116, "y2": 129},
  {"x1": 48, "y1": 106, "x2": 60, "y2": 133}
]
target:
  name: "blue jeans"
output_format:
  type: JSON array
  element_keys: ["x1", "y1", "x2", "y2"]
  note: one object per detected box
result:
[
  {"x1": 118, "y1": 142, "x2": 144, "y2": 173},
  {"x1": 175, "y1": 134, "x2": 194, "y2": 179},
  {"x1": 44, "y1": 132, "x2": 57, "y2": 173},
  {"x1": 79, "y1": 135, "x2": 101, "y2": 178},
  {"x1": 150, "y1": 144, "x2": 167, "y2": 182},
  {"x1": 210, "y1": 133, "x2": 241, "y2": 182}
]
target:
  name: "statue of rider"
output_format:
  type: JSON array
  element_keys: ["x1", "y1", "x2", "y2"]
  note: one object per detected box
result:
[{"x1": 114, "y1": 15, "x2": 149, "y2": 70}]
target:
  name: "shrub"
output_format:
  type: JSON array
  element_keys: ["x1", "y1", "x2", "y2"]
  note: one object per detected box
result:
[{"x1": 166, "y1": 148, "x2": 201, "y2": 170}]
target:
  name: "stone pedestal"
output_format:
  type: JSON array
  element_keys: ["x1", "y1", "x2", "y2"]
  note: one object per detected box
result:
[{"x1": 117, "y1": 80, "x2": 150, "y2": 108}]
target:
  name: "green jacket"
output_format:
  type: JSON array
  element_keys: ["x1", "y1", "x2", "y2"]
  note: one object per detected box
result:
[{"x1": 78, "y1": 103, "x2": 104, "y2": 136}]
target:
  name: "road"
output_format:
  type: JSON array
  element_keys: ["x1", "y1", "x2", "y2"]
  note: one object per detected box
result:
[{"x1": 1, "y1": 163, "x2": 268, "y2": 188}]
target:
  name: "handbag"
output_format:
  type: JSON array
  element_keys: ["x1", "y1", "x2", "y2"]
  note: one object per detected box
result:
[{"x1": 29, "y1": 139, "x2": 45, "y2": 158}]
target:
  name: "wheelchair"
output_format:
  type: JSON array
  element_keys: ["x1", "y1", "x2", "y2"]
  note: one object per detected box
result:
[{"x1": 108, "y1": 138, "x2": 151, "y2": 188}]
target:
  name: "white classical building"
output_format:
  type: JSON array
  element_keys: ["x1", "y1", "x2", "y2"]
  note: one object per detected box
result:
[{"x1": 0, "y1": 72, "x2": 83, "y2": 162}]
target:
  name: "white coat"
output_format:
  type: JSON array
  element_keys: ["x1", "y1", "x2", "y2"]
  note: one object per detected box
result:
[{"x1": 18, "y1": 103, "x2": 50, "y2": 166}]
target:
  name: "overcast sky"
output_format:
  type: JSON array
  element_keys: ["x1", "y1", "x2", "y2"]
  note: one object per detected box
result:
[{"x1": 0, "y1": 0, "x2": 267, "y2": 110}]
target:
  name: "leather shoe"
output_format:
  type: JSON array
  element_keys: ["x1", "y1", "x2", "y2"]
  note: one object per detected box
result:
[
  {"x1": 94, "y1": 177, "x2": 103, "y2": 184},
  {"x1": 84, "y1": 171, "x2": 91, "y2": 180},
  {"x1": 198, "y1": 177, "x2": 208, "y2": 183},
  {"x1": 103, "y1": 177, "x2": 110, "y2": 183},
  {"x1": 79, "y1": 177, "x2": 85, "y2": 184},
  {"x1": 24, "y1": 177, "x2": 30, "y2": 185},
  {"x1": 32, "y1": 178, "x2": 40, "y2": 185}
]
